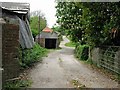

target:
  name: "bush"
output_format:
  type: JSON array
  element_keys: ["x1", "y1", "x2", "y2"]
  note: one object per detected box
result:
[
  {"x1": 75, "y1": 44, "x2": 89, "y2": 61},
  {"x1": 19, "y1": 43, "x2": 48, "y2": 68}
]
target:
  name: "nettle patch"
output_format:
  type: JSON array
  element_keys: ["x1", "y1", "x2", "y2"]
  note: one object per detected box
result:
[{"x1": 19, "y1": 43, "x2": 48, "y2": 68}]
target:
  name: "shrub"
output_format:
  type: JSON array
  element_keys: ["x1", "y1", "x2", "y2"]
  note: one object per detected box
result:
[
  {"x1": 75, "y1": 44, "x2": 89, "y2": 61},
  {"x1": 19, "y1": 43, "x2": 48, "y2": 68}
]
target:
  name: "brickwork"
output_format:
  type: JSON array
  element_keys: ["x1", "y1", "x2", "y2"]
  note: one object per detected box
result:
[{"x1": 2, "y1": 24, "x2": 20, "y2": 83}]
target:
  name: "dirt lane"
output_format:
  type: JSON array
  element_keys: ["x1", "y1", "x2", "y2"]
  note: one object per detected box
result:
[{"x1": 29, "y1": 36, "x2": 118, "y2": 88}]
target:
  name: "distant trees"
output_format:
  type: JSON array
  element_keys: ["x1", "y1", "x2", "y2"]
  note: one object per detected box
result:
[
  {"x1": 30, "y1": 10, "x2": 47, "y2": 39},
  {"x1": 56, "y1": 2, "x2": 120, "y2": 46},
  {"x1": 30, "y1": 10, "x2": 45, "y2": 18},
  {"x1": 52, "y1": 24, "x2": 65, "y2": 35}
]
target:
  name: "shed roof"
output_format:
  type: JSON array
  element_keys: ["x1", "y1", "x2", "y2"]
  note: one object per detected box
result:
[
  {"x1": 36, "y1": 31, "x2": 58, "y2": 39},
  {"x1": 1, "y1": 2, "x2": 30, "y2": 14},
  {"x1": 1, "y1": 3, "x2": 34, "y2": 49},
  {"x1": 42, "y1": 27, "x2": 53, "y2": 33}
]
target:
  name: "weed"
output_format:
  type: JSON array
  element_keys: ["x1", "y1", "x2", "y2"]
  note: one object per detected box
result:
[
  {"x1": 3, "y1": 79, "x2": 32, "y2": 89},
  {"x1": 71, "y1": 79, "x2": 86, "y2": 89},
  {"x1": 19, "y1": 43, "x2": 48, "y2": 68},
  {"x1": 59, "y1": 58, "x2": 63, "y2": 62}
]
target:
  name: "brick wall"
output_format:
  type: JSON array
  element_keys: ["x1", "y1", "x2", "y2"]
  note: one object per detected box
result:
[
  {"x1": 2, "y1": 24, "x2": 20, "y2": 83},
  {"x1": 36, "y1": 38, "x2": 45, "y2": 47}
]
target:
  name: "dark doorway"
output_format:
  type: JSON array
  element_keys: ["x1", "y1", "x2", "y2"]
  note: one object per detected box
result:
[{"x1": 45, "y1": 38, "x2": 57, "y2": 49}]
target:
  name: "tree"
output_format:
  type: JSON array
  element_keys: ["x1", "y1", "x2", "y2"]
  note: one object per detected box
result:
[
  {"x1": 30, "y1": 10, "x2": 45, "y2": 18},
  {"x1": 56, "y1": 2, "x2": 83, "y2": 42},
  {"x1": 56, "y1": 2, "x2": 120, "y2": 46},
  {"x1": 30, "y1": 10, "x2": 47, "y2": 39}
]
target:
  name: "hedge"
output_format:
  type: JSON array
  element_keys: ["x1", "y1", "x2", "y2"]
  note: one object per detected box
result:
[{"x1": 75, "y1": 44, "x2": 89, "y2": 61}]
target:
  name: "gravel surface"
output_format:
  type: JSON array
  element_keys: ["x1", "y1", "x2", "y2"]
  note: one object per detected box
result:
[{"x1": 28, "y1": 36, "x2": 118, "y2": 88}]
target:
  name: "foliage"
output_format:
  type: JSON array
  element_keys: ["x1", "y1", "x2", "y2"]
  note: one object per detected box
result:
[
  {"x1": 75, "y1": 44, "x2": 89, "y2": 60},
  {"x1": 52, "y1": 25, "x2": 67, "y2": 35},
  {"x1": 4, "y1": 79, "x2": 32, "y2": 89},
  {"x1": 19, "y1": 43, "x2": 48, "y2": 68},
  {"x1": 55, "y1": 2, "x2": 120, "y2": 46},
  {"x1": 65, "y1": 41, "x2": 76, "y2": 47},
  {"x1": 52, "y1": 25, "x2": 61, "y2": 33},
  {"x1": 30, "y1": 11, "x2": 47, "y2": 39},
  {"x1": 56, "y1": 2, "x2": 83, "y2": 42},
  {"x1": 51, "y1": 25, "x2": 63, "y2": 41}
]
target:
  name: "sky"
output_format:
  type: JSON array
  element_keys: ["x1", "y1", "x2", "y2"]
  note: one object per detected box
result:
[{"x1": 0, "y1": 0, "x2": 57, "y2": 28}]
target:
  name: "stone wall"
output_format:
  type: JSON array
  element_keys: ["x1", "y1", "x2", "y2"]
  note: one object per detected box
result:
[
  {"x1": 91, "y1": 48, "x2": 100, "y2": 67},
  {"x1": 2, "y1": 24, "x2": 20, "y2": 83}
]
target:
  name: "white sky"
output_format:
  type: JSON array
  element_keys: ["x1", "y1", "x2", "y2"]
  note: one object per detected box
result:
[{"x1": 0, "y1": 0, "x2": 57, "y2": 28}]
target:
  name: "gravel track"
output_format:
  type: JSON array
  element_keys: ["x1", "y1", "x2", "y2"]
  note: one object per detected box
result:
[{"x1": 29, "y1": 36, "x2": 118, "y2": 88}]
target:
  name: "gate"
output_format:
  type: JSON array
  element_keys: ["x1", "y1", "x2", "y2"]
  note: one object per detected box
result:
[{"x1": 99, "y1": 46, "x2": 120, "y2": 74}]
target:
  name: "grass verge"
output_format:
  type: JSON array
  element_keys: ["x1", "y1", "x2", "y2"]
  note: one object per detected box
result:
[{"x1": 65, "y1": 41, "x2": 76, "y2": 47}]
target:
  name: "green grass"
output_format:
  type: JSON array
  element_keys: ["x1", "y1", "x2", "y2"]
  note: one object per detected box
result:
[{"x1": 65, "y1": 41, "x2": 76, "y2": 47}]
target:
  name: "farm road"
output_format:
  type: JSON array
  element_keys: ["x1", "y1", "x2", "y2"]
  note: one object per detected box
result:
[{"x1": 28, "y1": 36, "x2": 118, "y2": 88}]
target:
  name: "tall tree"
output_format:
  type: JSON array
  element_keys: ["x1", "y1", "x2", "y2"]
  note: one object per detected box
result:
[
  {"x1": 30, "y1": 10, "x2": 47, "y2": 39},
  {"x1": 56, "y1": 2, "x2": 120, "y2": 46}
]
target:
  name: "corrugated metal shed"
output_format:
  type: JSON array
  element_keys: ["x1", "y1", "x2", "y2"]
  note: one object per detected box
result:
[
  {"x1": 18, "y1": 17, "x2": 34, "y2": 49},
  {"x1": 1, "y1": 2, "x2": 34, "y2": 49},
  {"x1": 1, "y1": 2, "x2": 30, "y2": 14}
]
